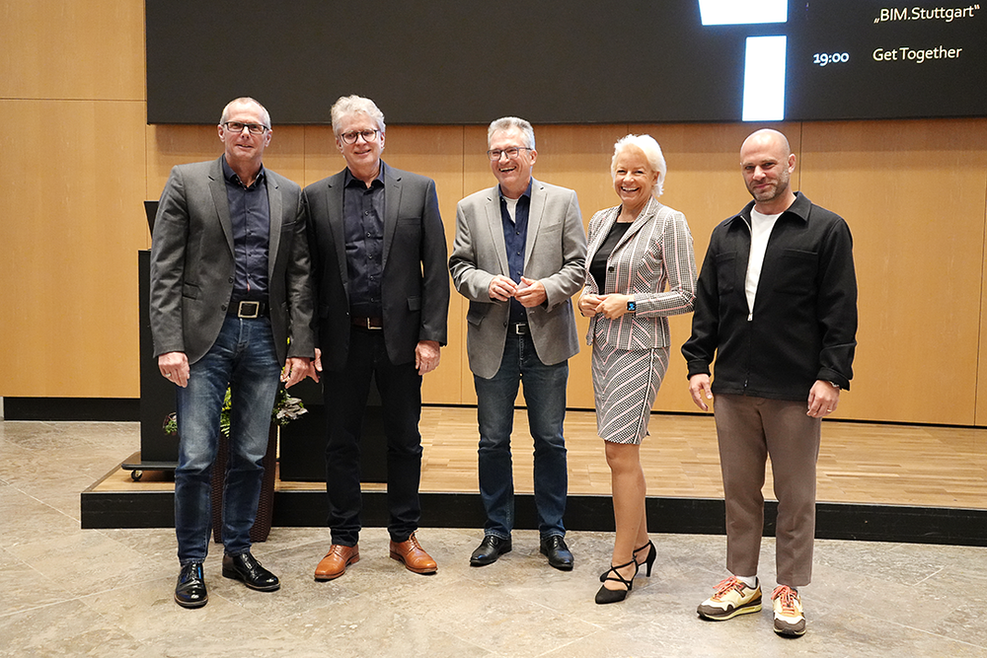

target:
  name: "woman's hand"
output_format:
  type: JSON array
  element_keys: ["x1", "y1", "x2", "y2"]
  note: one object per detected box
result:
[
  {"x1": 579, "y1": 292, "x2": 603, "y2": 317},
  {"x1": 598, "y1": 293, "x2": 633, "y2": 319}
]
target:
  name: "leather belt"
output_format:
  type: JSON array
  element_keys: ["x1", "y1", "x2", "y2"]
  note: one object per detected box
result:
[
  {"x1": 511, "y1": 323, "x2": 529, "y2": 335},
  {"x1": 228, "y1": 301, "x2": 269, "y2": 318},
  {"x1": 351, "y1": 316, "x2": 383, "y2": 330}
]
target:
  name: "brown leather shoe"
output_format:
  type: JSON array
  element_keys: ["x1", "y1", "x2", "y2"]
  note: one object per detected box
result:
[
  {"x1": 314, "y1": 544, "x2": 359, "y2": 581},
  {"x1": 389, "y1": 532, "x2": 437, "y2": 574}
]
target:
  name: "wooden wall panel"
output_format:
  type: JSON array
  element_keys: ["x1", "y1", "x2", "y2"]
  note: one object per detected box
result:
[
  {"x1": 0, "y1": 99, "x2": 147, "y2": 396},
  {"x1": 800, "y1": 119, "x2": 987, "y2": 425},
  {"x1": 0, "y1": 0, "x2": 144, "y2": 100}
]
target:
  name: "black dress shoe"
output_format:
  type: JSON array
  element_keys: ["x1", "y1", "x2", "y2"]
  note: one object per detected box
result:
[
  {"x1": 222, "y1": 552, "x2": 280, "y2": 591},
  {"x1": 540, "y1": 535, "x2": 574, "y2": 571},
  {"x1": 470, "y1": 535, "x2": 512, "y2": 566},
  {"x1": 175, "y1": 562, "x2": 208, "y2": 608}
]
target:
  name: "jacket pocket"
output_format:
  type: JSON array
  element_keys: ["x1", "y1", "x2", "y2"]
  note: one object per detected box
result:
[
  {"x1": 182, "y1": 282, "x2": 200, "y2": 299},
  {"x1": 407, "y1": 296, "x2": 421, "y2": 311}
]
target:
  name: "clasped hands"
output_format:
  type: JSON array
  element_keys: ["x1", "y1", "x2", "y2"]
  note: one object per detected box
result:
[
  {"x1": 578, "y1": 292, "x2": 632, "y2": 319},
  {"x1": 488, "y1": 275, "x2": 547, "y2": 307}
]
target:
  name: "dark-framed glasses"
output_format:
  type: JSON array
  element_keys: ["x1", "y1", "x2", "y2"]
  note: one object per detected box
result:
[
  {"x1": 487, "y1": 146, "x2": 532, "y2": 161},
  {"x1": 340, "y1": 129, "x2": 380, "y2": 144},
  {"x1": 223, "y1": 121, "x2": 269, "y2": 135}
]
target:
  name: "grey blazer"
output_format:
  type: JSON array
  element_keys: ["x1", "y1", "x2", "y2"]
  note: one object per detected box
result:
[
  {"x1": 149, "y1": 156, "x2": 315, "y2": 365},
  {"x1": 449, "y1": 178, "x2": 587, "y2": 379},
  {"x1": 303, "y1": 163, "x2": 449, "y2": 371}
]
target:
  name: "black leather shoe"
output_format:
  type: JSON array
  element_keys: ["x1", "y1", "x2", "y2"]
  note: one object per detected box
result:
[
  {"x1": 470, "y1": 535, "x2": 512, "y2": 566},
  {"x1": 222, "y1": 552, "x2": 280, "y2": 591},
  {"x1": 540, "y1": 535, "x2": 574, "y2": 571},
  {"x1": 175, "y1": 562, "x2": 208, "y2": 608}
]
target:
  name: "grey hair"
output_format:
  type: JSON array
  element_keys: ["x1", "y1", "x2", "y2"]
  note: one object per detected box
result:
[
  {"x1": 487, "y1": 116, "x2": 535, "y2": 149},
  {"x1": 220, "y1": 97, "x2": 271, "y2": 128},
  {"x1": 611, "y1": 134, "x2": 667, "y2": 197},
  {"x1": 330, "y1": 95, "x2": 386, "y2": 135}
]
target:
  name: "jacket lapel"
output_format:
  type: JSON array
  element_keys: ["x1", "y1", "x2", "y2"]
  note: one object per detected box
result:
[
  {"x1": 208, "y1": 157, "x2": 235, "y2": 255},
  {"x1": 381, "y1": 163, "x2": 400, "y2": 271},
  {"x1": 266, "y1": 171, "x2": 282, "y2": 280},
  {"x1": 523, "y1": 178, "x2": 544, "y2": 271},
  {"x1": 325, "y1": 172, "x2": 348, "y2": 285},
  {"x1": 484, "y1": 185, "x2": 510, "y2": 275}
]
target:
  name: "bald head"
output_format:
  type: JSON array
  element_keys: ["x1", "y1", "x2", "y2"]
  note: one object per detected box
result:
[
  {"x1": 741, "y1": 128, "x2": 791, "y2": 158},
  {"x1": 740, "y1": 128, "x2": 796, "y2": 214}
]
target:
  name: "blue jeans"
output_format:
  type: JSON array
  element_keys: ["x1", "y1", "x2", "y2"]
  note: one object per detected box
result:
[
  {"x1": 474, "y1": 331, "x2": 569, "y2": 539},
  {"x1": 174, "y1": 316, "x2": 281, "y2": 564}
]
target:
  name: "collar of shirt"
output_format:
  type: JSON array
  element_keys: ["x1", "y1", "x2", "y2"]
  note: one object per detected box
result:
[
  {"x1": 221, "y1": 156, "x2": 266, "y2": 190},
  {"x1": 732, "y1": 191, "x2": 810, "y2": 229},
  {"x1": 498, "y1": 178, "x2": 533, "y2": 204},
  {"x1": 344, "y1": 161, "x2": 386, "y2": 190}
]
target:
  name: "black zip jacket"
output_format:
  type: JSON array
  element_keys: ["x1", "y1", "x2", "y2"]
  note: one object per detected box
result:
[{"x1": 682, "y1": 193, "x2": 857, "y2": 401}]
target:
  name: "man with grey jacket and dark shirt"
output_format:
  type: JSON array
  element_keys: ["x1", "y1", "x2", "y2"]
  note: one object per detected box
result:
[
  {"x1": 450, "y1": 117, "x2": 587, "y2": 570},
  {"x1": 682, "y1": 128, "x2": 857, "y2": 637}
]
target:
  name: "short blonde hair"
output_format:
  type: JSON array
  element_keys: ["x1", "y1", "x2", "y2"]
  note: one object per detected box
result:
[{"x1": 611, "y1": 134, "x2": 667, "y2": 197}]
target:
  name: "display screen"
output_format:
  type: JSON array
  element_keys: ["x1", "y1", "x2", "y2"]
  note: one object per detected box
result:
[{"x1": 146, "y1": 1, "x2": 986, "y2": 124}]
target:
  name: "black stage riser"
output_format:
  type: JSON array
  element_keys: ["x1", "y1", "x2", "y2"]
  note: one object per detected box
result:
[{"x1": 80, "y1": 491, "x2": 987, "y2": 547}]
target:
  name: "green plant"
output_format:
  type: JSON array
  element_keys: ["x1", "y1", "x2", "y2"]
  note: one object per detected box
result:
[{"x1": 162, "y1": 386, "x2": 307, "y2": 436}]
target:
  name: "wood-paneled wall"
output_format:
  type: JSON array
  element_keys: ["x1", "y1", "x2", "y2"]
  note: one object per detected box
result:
[{"x1": 2, "y1": 1, "x2": 987, "y2": 426}]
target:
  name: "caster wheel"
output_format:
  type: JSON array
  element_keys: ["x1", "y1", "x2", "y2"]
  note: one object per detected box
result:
[{"x1": 130, "y1": 470, "x2": 143, "y2": 482}]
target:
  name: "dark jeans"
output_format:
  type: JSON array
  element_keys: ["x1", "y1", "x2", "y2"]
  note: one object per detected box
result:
[
  {"x1": 323, "y1": 327, "x2": 423, "y2": 545},
  {"x1": 174, "y1": 316, "x2": 280, "y2": 563},
  {"x1": 474, "y1": 331, "x2": 569, "y2": 539}
]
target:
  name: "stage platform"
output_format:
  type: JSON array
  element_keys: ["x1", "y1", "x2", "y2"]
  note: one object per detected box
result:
[{"x1": 82, "y1": 407, "x2": 987, "y2": 546}]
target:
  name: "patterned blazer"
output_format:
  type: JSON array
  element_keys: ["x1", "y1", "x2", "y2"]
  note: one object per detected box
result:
[{"x1": 583, "y1": 196, "x2": 697, "y2": 350}]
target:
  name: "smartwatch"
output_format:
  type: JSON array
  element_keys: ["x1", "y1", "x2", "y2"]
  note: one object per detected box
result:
[{"x1": 626, "y1": 300, "x2": 636, "y2": 313}]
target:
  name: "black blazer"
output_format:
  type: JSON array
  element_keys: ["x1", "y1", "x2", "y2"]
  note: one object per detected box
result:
[{"x1": 303, "y1": 162, "x2": 449, "y2": 371}]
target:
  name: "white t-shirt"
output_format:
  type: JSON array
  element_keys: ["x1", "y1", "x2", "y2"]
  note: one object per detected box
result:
[{"x1": 745, "y1": 209, "x2": 782, "y2": 316}]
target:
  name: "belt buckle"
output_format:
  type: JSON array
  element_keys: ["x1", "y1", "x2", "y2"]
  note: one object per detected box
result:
[
  {"x1": 367, "y1": 317, "x2": 382, "y2": 330},
  {"x1": 238, "y1": 301, "x2": 260, "y2": 319},
  {"x1": 514, "y1": 323, "x2": 527, "y2": 335}
]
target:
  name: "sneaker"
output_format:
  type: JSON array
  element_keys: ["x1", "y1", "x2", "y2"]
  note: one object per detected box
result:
[
  {"x1": 697, "y1": 576, "x2": 762, "y2": 620},
  {"x1": 771, "y1": 585, "x2": 806, "y2": 637}
]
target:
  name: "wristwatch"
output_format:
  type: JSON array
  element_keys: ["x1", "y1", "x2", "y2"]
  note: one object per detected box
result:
[{"x1": 626, "y1": 299, "x2": 636, "y2": 313}]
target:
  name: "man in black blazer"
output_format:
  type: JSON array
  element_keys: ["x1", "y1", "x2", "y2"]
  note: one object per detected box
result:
[
  {"x1": 150, "y1": 97, "x2": 315, "y2": 608},
  {"x1": 305, "y1": 96, "x2": 449, "y2": 581}
]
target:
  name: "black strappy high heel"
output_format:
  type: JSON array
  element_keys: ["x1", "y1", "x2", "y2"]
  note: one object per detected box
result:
[
  {"x1": 634, "y1": 540, "x2": 656, "y2": 577},
  {"x1": 595, "y1": 559, "x2": 638, "y2": 604},
  {"x1": 599, "y1": 540, "x2": 656, "y2": 582}
]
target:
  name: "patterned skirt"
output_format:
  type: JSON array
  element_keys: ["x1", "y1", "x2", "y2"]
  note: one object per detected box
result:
[{"x1": 591, "y1": 342, "x2": 669, "y2": 444}]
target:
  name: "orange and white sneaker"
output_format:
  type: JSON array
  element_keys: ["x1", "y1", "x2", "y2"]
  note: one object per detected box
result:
[
  {"x1": 697, "y1": 576, "x2": 762, "y2": 620},
  {"x1": 771, "y1": 585, "x2": 806, "y2": 637}
]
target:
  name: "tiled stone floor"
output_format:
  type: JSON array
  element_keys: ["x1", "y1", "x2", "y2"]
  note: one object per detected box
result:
[{"x1": 2, "y1": 420, "x2": 986, "y2": 657}]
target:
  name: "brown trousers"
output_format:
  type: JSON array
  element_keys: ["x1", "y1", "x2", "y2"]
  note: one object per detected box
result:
[{"x1": 714, "y1": 394, "x2": 821, "y2": 587}]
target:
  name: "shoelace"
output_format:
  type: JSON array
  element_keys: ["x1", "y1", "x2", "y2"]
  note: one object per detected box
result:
[
  {"x1": 713, "y1": 576, "x2": 747, "y2": 599},
  {"x1": 772, "y1": 585, "x2": 800, "y2": 614}
]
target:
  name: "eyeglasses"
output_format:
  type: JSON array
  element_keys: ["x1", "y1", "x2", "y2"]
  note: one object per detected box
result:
[
  {"x1": 486, "y1": 146, "x2": 532, "y2": 161},
  {"x1": 339, "y1": 129, "x2": 380, "y2": 144},
  {"x1": 223, "y1": 121, "x2": 269, "y2": 135}
]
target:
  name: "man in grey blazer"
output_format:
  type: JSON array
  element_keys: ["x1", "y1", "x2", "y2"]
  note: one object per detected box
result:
[
  {"x1": 305, "y1": 96, "x2": 449, "y2": 581},
  {"x1": 150, "y1": 97, "x2": 315, "y2": 608},
  {"x1": 449, "y1": 117, "x2": 587, "y2": 570}
]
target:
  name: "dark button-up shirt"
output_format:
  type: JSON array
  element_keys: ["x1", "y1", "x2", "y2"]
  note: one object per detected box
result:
[
  {"x1": 343, "y1": 165, "x2": 386, "y2": 317},
  {"x1": 222, "y1": 157, "x2": 270, "y2": 302},
  {"x1": 500, "y1": 180, "x2": 532, "y2": 325}
]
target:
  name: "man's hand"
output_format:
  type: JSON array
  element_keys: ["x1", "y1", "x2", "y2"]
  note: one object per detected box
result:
[
  {"x1": 514, "y1": 277, "x2": 547, "y2": 308},
  {"x1": 688, "y1": 373, "x2": 713, "y2": 411},
  {"x1": 158, "y1": 351, "x2": 190, "y2": 388},
  {"x1": 488, "y1": 274, "x2": 518, "y2": 302},
  {"x1": 807, "y1": 380, "x2": 840, "y2": 418},
  {"x1": 415, "y1": 340, "x2": 441, "y2": 375},
  {"x1": 281, "y1": 356, "x2": 311, "y2": 388}
]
